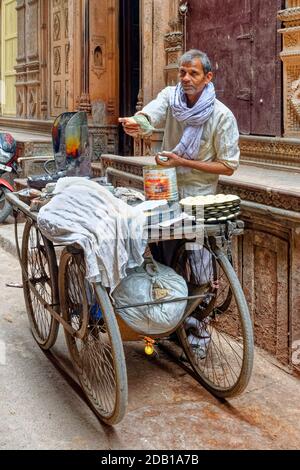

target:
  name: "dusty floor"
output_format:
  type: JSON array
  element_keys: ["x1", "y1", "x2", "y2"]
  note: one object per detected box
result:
[{"x1": 0, "y1": 244, "x2": 300, "y2": 450}]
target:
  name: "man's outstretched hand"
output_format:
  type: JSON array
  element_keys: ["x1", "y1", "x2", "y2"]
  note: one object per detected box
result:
[{"x1": 118, "y1": 117, "x2": 141, "y2": 137}]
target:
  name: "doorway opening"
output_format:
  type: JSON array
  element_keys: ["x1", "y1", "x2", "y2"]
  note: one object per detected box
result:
[{"x1": 119, "y1": 0, "x2": 140, "y2": 156}]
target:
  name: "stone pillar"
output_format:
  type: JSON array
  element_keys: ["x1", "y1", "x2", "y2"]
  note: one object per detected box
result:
[
  {"x1": 87, "y1": 0, "x2": 119, "y2": 158},
  {"x1": 135, "y1": 0, "x2": 186, "y2": 155},
  {"x1": 139, "y1": 0, "x2": 187, "y2": 101},
  {"x1": 78, "y1": 0, "x2": 91, "y2": 114},
  {"x1": 26, "y1": 0, "x2": 40, "y2": 119},
  {"x1": 278, "y1": 1, "x2": 300, "y2": 137},
  {"x1": 68, "y1": 0, "x2": 82, "y2": 112},
  {"x1": 15, "y1": 0, "x2": 27, "y2": 118},
  {"x1": 40, "y1": 0, "x2": 49, "y2": 119},
  {"x1": 164, "y1": 0, "x2": 187, "y2": 86},
  {"x1": 140, "y1": 0, "x2": 171, "y2": 106}
]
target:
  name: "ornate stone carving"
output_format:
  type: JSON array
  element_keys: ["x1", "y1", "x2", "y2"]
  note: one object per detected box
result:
[
  {"x1": 54, "y1": 81, "x2": 62, "y2": 108},
  {"x1": 91, "y1": 36, "x2": 106, "y2": 79},
  {"x1": 285, "y1": 33, "x2": 298, "y2": 47},
  {"x1": 239, "y1": 136, "x2": 300, "y2": 170},
  {"x1": 27, "y1": 0, "x2": 39, "y2": 60},
  {"x1": 65, "y1": 42, "x2": 70, "y2": 74},
  {"x1": 91, "y1": 134, "x2": 107, "y2": 159},
  {"x1": 100, "y1": 157, "x2": 145, "y2": 178},
  {"x1": 278, "y1": 3, "x2": 300, "y2": 137},
  {"x1": 164, "y1": 5, "x2": 185, "y2": 86},
  {"x1": 53, "y1": 47, "x2": 61, "y2": 75},
  {"x1": 64, "y1": 3, "x2": 68, "y2": 38},
  {"x1": 278, "y1": 6, "x2": 300, "y2": 27},
  {"x1": 28, "y1": 88, "x2": 37, "y2": 118},
  {"x1": 179, "y1": 0, "x2": 188, "y2": 17},
  {"x1": 287, "y1": 1, "x2": 300, "y2": 8},
  {"x1": 15, "y1": 0, "x2": 41, "y2": 119},
  {"x1": 78, "y1": 0, "x2": 91, "y2": 114},
  {"x1": 16, "y1": 1, "x2": 26, "y2": 62},
  {"x1": 53, "y1": 12, "x2": 61, "y2": 41},
  {"x1": 291, "y1": 77, "x2": 300, "y2": 121},
  {"x1": 164, "y1": 30, "x2": 183, "y2": 48},
  {"x1": 218, "y1": 182, "x2": 300, "y2": 213},
  {"x1": 134, "y1": 137, "x2": 142, "y2": 157},
  {"x1": 92, "y1": 101, "x2": 107, "y2": 125},
  {"x1": 107, "y1": 98, "x2": 115, "y2": 116},
  {"x1": 16, "y1": 92, "x2": 24, "y2": 117},
  {"x1": 50, "y1": 0, "x2": 70, "y2": 116},
  {"x1": 89, "y1": 126, "x2": 118, "y2": 160},
  {"x1": 136, "y1": 89, "x2": 144, "y2": 112}
]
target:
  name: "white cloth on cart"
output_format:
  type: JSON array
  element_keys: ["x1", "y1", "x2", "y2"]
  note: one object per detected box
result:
[{"x1": 37, "y1": 177, "x2": 147, "y2": 292}]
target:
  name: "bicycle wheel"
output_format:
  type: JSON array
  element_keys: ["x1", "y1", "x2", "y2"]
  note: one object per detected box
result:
[
  {"x1": 21, "y1": 219, "x2": 59, "y2": 349},
  {"x1": 173, "y1": 242, "x2": 253, "y2": 398},
  {"x1": 59, "y1": 248, "x2": 128, "y2": 425}
]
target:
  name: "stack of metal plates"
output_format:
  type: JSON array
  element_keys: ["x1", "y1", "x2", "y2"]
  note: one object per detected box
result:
[{"x1": 180, "y1": 194, "x2": 241, "y2": 224}]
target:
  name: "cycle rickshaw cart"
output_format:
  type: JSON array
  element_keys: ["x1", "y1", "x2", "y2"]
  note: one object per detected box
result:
[{"x1": 7, "y1": 191, "x2": 254, "y2": 425}]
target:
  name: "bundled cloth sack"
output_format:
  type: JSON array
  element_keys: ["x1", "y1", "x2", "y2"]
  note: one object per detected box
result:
[
  {"x1": 112, "y1": 258, "x2": 188, "y2": 335},
  {"x1": 37, "y1": 177, "x2": 147, "y2": 291}
]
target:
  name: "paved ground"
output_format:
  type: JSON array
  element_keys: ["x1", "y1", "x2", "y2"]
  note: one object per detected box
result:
[{"x1": 0, "y1": 224, "x2": 300, "y2": 450}]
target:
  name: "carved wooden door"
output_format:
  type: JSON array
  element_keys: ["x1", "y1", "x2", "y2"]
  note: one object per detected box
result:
[
  {"x1": 50, "y1": 0, "x2": 70, "y2": 117},
  {"x1": 0, "y1": 0, "x2": 17, "y2": 116},
  {"x1": 187, "y1": 0, "x2": 284, "y2": 136}
]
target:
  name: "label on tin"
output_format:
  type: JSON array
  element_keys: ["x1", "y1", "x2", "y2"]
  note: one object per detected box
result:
[{"x1": 143, "y1": 166, "x2": 178, "y2": 202}]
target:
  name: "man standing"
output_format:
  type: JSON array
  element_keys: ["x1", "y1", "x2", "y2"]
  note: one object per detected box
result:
[
  {"x1": 119, "y1": 50, "x2": 240, "y2": 353},
  {"x1": 119, "y1": 49, "x2": 240, "y2": 198}
]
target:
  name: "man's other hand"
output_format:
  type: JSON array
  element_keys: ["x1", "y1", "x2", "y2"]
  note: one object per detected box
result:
[
  {"x1": 155, "y1": 151, "x2": 183, "y2": 168},
  {"x1": 118, "y1": 117, "x2": 141, "y2": 137}
]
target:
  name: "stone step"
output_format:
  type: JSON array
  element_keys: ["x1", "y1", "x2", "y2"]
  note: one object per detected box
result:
[
  {"x1": 17, "y1": 156, "x2": 54, "y2": 177},
  {"x1": 0, "y1": 127, "x2": 52, "y2": 156},
  {"x1": 0, "y1": 128, "x2": 54, "y2": 177}
]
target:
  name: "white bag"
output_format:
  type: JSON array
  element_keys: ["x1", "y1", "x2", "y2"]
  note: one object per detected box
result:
[{"x1": 112, "y1": 258, "x2": 188, "y2": 335}]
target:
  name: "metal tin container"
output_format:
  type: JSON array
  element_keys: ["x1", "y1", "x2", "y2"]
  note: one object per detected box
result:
[{"x1": 143, "y1": 165, "x2": 179, "y2": 202}]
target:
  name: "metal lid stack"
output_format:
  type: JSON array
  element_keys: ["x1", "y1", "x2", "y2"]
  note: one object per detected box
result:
[{"x1": 180, "y1": 194, "x2": 241, "y2": 224}]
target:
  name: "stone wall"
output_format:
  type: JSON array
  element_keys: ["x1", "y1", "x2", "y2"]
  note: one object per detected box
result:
[{"x1": 9, "y1": 0, "x2": 120, "y2": 156}]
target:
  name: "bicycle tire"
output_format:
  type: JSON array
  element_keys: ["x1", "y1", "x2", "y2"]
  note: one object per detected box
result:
[
  {"x1": 21, "y1": 219, "x2": 59, "y2": 349},
  {"x1": 173, "y1": 242, "x2": 254, "y2": 398},
  {"x1": 59, "y1": 249, "x2": 128, "y2": 425}
]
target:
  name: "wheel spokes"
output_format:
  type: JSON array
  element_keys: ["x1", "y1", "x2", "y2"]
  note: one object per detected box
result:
[
  {"x1": 26, "y1": 226, "x2": 53, "y2": 341},
  {"x1": 64, "y1": 254, "x2": 117, "y2": 417},
  {"x1": 174, "y1": 243, "x2": 249, "y2": 393}
]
